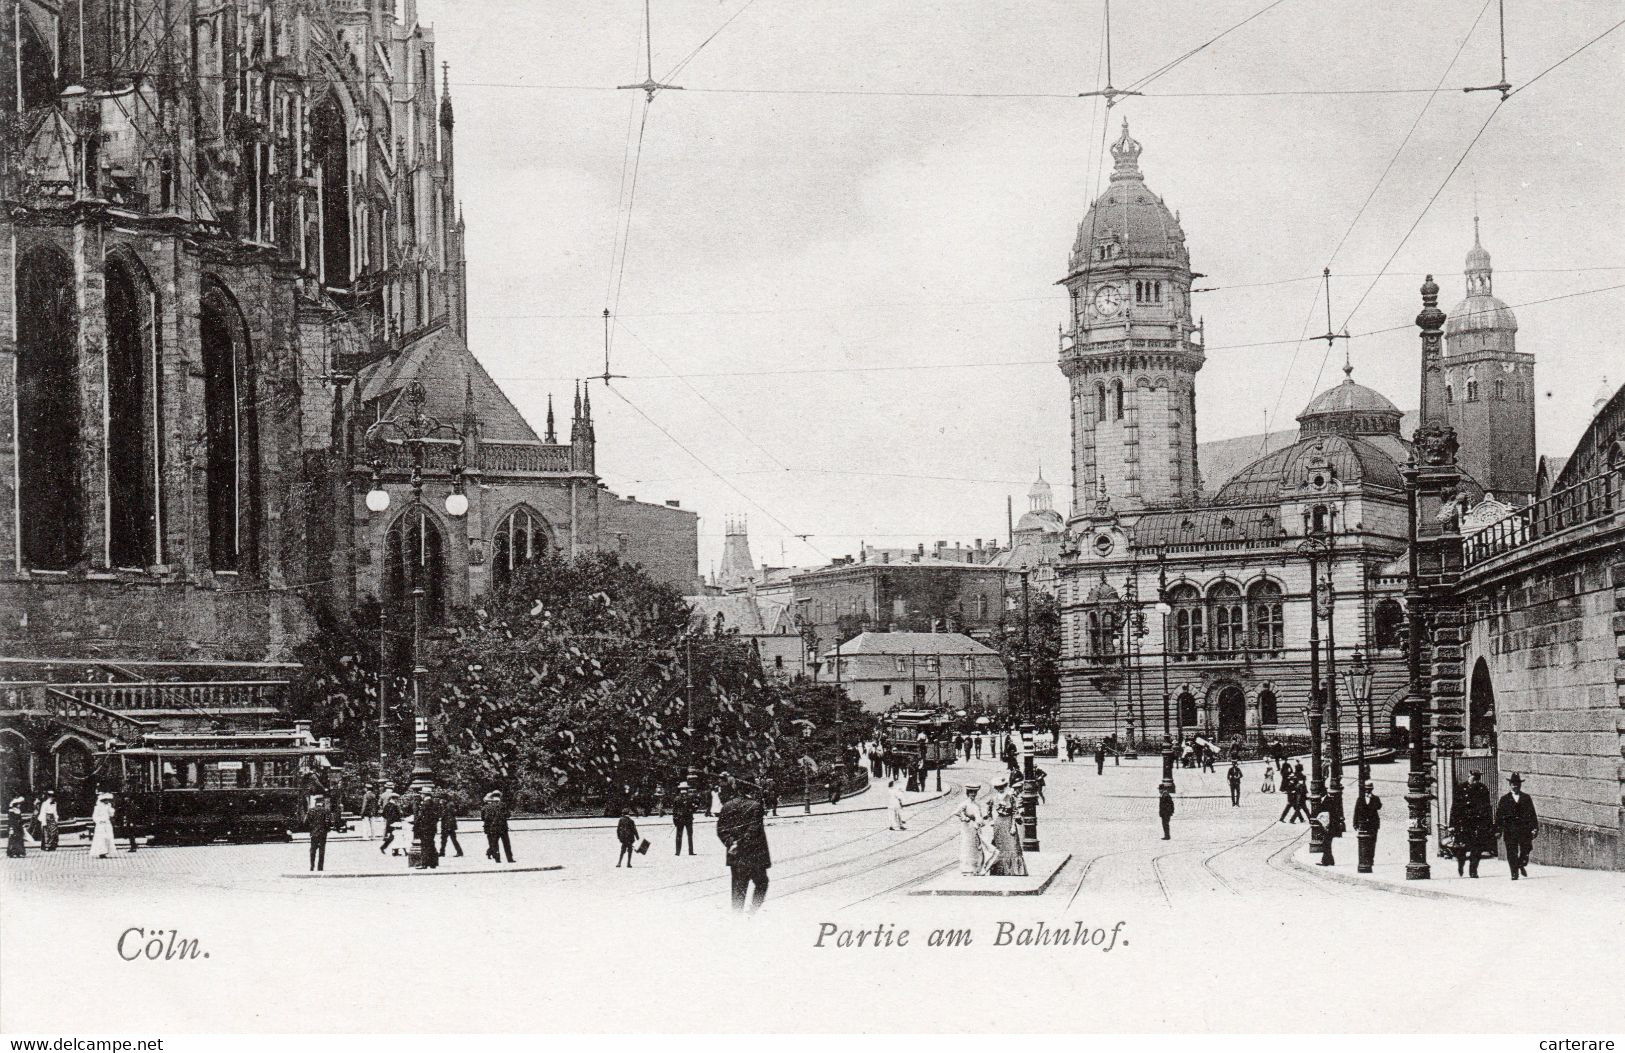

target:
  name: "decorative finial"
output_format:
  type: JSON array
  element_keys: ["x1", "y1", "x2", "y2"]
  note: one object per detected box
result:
[{"x1": 1110, "y1": 118, "x2": 1142, "y2": 178}]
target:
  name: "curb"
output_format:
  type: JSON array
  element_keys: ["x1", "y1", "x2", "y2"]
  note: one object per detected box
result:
[
  {"x1": 913, "y1": 854, "x2": 1073, "y2": 897},
  {"x1": 1283, "y1": 844, "x2": 1495, "y2": 905},
  {"x1": 281, "y1": 864, "x2": 565, "y2": 880}
]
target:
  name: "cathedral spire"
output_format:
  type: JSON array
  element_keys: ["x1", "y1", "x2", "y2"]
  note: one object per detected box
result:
[{"x1": 545, "y1": 394, "x2": 557, "y2": 444}]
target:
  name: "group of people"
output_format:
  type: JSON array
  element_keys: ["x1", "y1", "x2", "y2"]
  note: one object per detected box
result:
[
  {"x1": 6, "y1": 791, "x2": 63, "y2": 857},
  {"x1": 1448, "y1": 769, "x2": 1539, "y2": 880},
  {"x1": 352, "y1": 782, "x2": 515, "y2": 873},
  {"x1": 952, "y1": 773, "x2": 1029, "y2": 877}
]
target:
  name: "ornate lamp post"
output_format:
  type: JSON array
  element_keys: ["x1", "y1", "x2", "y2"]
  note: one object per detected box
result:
[
  {"x1": 1341, "y1": 649, "x2": 1375, "y2": 785},
  {"x1": 1297, "y1": 529, "x2": 1332, "y2": 859},
  {"x1": 363, "y1": 380, "x2": 469, "y2": 791},
  {"x1": 1156, "y1": 552, "x2": 1175, "y2": 794}
]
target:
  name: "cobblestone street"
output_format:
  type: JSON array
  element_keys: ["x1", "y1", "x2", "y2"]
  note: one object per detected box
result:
[{"x1": 5, "y1": 756, "x2": 1622, "y2": 1032}]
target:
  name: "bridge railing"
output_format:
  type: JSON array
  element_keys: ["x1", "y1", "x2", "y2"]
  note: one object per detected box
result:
[{"x1": 1463, "y1": 465, "x2": 1623, "y2": 569}]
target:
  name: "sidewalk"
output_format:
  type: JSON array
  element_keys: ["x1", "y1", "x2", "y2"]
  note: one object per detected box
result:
[{"x1": 1286, "y1": 763, "x2": 1625, "y2": 907}]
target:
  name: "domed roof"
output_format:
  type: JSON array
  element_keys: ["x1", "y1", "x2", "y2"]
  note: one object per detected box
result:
[
  {"x1": 1213, "y1": 434, "x2": 1405, "y2": 505},
  {"x1": 1028, "y1": 472, "x2": 1054, "y2": 504},
  {"x1": 1069, "y1": 120, "x2": 1188, "y2": 273},
  {"x1": 1446, "y1": 219, "x2": 1517, "y2": 339},
  {"x1": 1295, "y1": 369, "x2": 1404, "y2": 439},
  {"x1": 1015, "y1": 508, "x2": 1064, "y2": 535}
]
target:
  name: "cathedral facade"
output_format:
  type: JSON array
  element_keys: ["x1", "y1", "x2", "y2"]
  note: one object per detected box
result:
[
  {"x1": 0, "y1": 0, "x2": 694, "y2": 814},
  {"x1": 1052, "y1": 122, "x2": 1529, "y2": 753}
]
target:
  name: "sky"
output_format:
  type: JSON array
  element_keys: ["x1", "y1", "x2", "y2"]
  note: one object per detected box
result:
[{"x1": 414, "y1": 0, "x2": 1625, "y2": 576}]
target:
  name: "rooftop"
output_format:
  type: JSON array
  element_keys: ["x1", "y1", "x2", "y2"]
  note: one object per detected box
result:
[{"x1": 822, "y1": 632, "x2": 1000, "y2": 660}]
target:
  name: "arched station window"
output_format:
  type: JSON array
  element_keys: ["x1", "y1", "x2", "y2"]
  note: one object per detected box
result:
[
  {"x1": 1177, "y1": 690, "x2": 1197, "y2": 728},
  {"x1": 106, "y1": 253, "x2": 164, "y2": 568},
  {"x1": 1209, "y1": 581, "x2": 1243, "y2": 655},
  {"x1": 1095, "y1": 383, "x2": 1107, "y2": 423},
  {"x1": 1112, "y1": 379, "x2": 1124, "y2": 421},
  {"x1": 1468, "y1": 658, "x2": 1497, "y2": 751},
  {"x1": 1373, "y1": 598, "x2": 1405, "y2": 650},
  {"x1": 385, "y1": 509, "x2": 446, "y2": 625},
  {"x1": 491, "y1": 507, "x2": 548, "y2": 592},
  {"x1": 1168, "y1": 583, "x2": 1204, "y2": 658},
  {"x1": 1258, "y1": 688, "x2": 1279, "y2": 725},
  {"x1": 15, "y1": 245, "x2": 82, "y2": 570},
  {"x1": 200, "y1": 280, "x2": 253, "y2": 572},
  {"x1": 1248, "y1": 579, "x2": 1285, "y2": 653}
]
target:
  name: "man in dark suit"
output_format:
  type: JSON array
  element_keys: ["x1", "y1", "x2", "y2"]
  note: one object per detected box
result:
[
  {"x1": 306, "y1": 794, "x2": 331, "y2": 872},
  {"x1": 672, "y1": 780, "x2": 698, "y2": 856},
  {"x1": 413, "y1": 788, "x2": 440, "y2": 869},
  {"x1": 1158, "y1": 785, "x2": 1175, "y2": 840},
  {"x1": 1352, "y1": 780, "x2": 1382, "y2": 873},
  {"x1": 1226, "y1": 761, "x2": 1243, "y2": 806},
  {"x1": 716, "y1": 790, "x2": 771, "y2": 913},
  {"x1": 1454, "y1": 769, "x2": 1495, "y2": 878},
  {"x1": 1495, "y1": 772, "x2": 1538, "y2": 880},
  {"x1": 481, "y1": 790, "x2": 514, "y2": 863},
  {"x1": 1094, "y1": 741, "x2": 1106, "y2": 775}
]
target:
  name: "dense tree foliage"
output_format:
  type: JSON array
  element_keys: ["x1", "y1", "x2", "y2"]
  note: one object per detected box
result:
[{"x1": 991, "y1": 589, "x2": 1061, "y2": 727}]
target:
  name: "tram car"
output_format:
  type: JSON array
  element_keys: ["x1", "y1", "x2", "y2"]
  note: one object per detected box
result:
[
  {"x1": 879, "y1": 709, "x2": 958, "y2": 767},
  {"x1": 99, "y1": 726, "x2": 340, "y2": 844}
]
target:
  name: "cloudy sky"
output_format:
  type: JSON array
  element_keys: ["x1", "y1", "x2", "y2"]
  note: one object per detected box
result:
[{"x1": 414, "y1": 0, "x2": 1624, "y2": 575}]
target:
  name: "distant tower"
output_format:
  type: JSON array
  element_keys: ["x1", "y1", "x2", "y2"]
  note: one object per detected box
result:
[
  {"x1": 1059, "y1": 120, "x2": 1204, "y2": 518},
  {"x1": 717, "y1": 517, "x2": 757, "y2": 589},
  {"x1": 1029, "y1": 469, "x2": 1055, "y2": 514},
  {"x1": 1443, "y1": 218, "x2": 1535, "y2": 502}
]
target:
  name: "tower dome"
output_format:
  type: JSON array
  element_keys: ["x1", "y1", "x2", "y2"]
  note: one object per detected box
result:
[
  {"x1": 1296, "y1": 368, "x2": 1403, "y2": 439},
  {"x1": 1069, "y1": 119, "x2": 1189, "y2": 274},
  {"x1": 1445, "y1": 217, "x2": 1518, "y2": 353}
]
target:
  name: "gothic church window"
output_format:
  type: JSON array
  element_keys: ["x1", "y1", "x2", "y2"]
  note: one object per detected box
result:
[
  {"x1": 14, "y1": 245, "x2": 82, "y2": 570},
  {"x1": 1445, "y1": 383, "x2": 1453, "y2": 404},
  {"x1": 1495, "y1": 379, "x2": 1506, "y2": 399},
  {"x1": 311, "y1": 95, "x2": 352, "y2": 288},
  {"x1": 13, "y1": 14, "x2": 55, "y2": 111},
  {"x1": 492, "y1": 507, "x2": 547, "y2": 592},
  {"x1": 200, "y1": 280, "x2": 253, "y2": 572},
  {"x1": 106, "y1": 253, "x2": 164, "y2": 569},
  {"x1": 385, "y1": 508, "x2": 446, "y2": 625},
  {"x1": 1096, "y1": 383, "x2": 1107, "y2": 423},
  {"x1": 1113, "y1": 380, "x2": 1124, "y2": 421}
]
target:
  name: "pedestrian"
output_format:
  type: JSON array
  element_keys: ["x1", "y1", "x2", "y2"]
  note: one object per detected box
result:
[
  {"x1": 974, "y1": 734, "x2": 983, "y2": 760},
  {"x1": 37, "y1": 791, "x2": 59, "y2": 851},
  {"x1": 716, "y1": 788, "x2": 771, "y2": 913},
  {"x1": 990, "y1": 775, "x2": 1026, "y2": 876},
  {"x1": 481, "y1": 790, "x2": 515, "y2": 863},
  {"x1": 1292, "y1": 761, "x2": 1305, "y2": 787},
  {"x1": 954, "y1": 783, "x2": 986, "y2": 875},
  {"x1": 916, "y1": 756, "x2": 930, "y2": 793},
  {"x1": 827, "y1": 778, "x2": 840, "y2": 806},
  {"x1": 438, "y1": 796, "x2": 464, "y2": 859},
  {"x1": 1202, "y1": 744, "x2": 1216, "y2": 774},
  {"x1": 306, "y1": 794, "x2": 330, "y2": 872},
  {"x1": 709, "y1": 784, "x2": 724, "y2": 817},
  {"x1": 1159, "y1": 785, "x2": 1175, "y2": 840},
  {"x1": 380, "y1": 785, "x2": 402, "y2": 856},
  {"x1": 1057, "y1": 731, "x2": 1068, "y2": 762},
  {"x1": 413, "y1": 789, "x2": 440, "y2": 869},
  {"x1": 360, "y1": 783, "x2": 378, "y2": 840},
  {"x1": 672, "y1": 780, "x2": 697, "y2": 856},
  {"x1": 1226, "y1": 761, "x2": 1243, "y2": 806},
  {"x1": 1095, "y1": 741, "x2": 1106, "y2": 775},
  {"x1": 1352, "y1": 780, "x2": 1382, "y2": 873},
  {"x1": 1261, "y1": 765, "x2": 1276, "y2": 794},
  {"x1": 91, "y1": 792, "x2": 117, "y2": 858},
  {"x1": 887, "y1": 778, "x2": 906, "y2": 831},
  {"x1": 1454, "y1": 769, "x2": 1495, "y2": 878},
  {"x1": 1314, "y1": 800, "x2": 1336, "y2": 866},
  {"x1": 762, "y1": 776, "x2": 778, "y2": 817},
  {"x1": 1495, "y1": 773, "x2": 1538, "y2": 880},
  {"x1": 616, "y1": 809, "x2": 639, "y2": 868},
  {"x1": 6, "y1": 797, "x2": 25, "y2": 858}
]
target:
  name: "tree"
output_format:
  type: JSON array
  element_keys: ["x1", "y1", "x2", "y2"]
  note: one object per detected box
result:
[
  {"x1": 993, "y1": 589, "x2": 1061, "y2": 726},
  {"x1": 288, "y1": 599, "x2": 413, "y2": 770}
]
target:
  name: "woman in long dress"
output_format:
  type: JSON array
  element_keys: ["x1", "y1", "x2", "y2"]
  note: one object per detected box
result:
[
  {"x1": 91, "y1": 793, "x2": 117, "y2": 858},
  {"x1": 6, "y1": 797, "x2": 25, "y2": 858},
  {"x1": 37, "y1": 792, "x2": 59, "y2": 851},
  {"x1": 989, "y1": 777, "x2": 1027, "y2": 877},
  {"x1": 954, "y1": 783, "x2": 984, "y2": 875}
]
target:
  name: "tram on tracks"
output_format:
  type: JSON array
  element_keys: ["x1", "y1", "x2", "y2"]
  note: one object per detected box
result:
[
  {"x1": 878, "y1": 709, "x2": 957, "y2": 767},
  {"x1": 99, "y1": 725, "x2": 342, "y2": 843}
]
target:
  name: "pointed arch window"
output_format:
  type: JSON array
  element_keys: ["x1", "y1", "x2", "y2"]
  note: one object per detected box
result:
[
  {"x1": 492, "y1": 507, "x2": 548, "y2": 593},
  {"x1": 1112, "y1": 379, "x2": 1124, "y2": 421},
  {"x1": 1209, "y1": 581, "x2": 1243, "y2": 655},
  {"x1": 15, "y1": 245, "x2": 82, "y2": 570},
  {"x1": 385, "y1": 508, "x2": 446, "y2": 625},
  {"x1": 106, "y1": 254, "x2": 164, "y2": 569},
  {"x1": 200, "y1": 281, "x2": 253, "y2": 572},
  {"x1": 1248, "y1": 579, "x2": 1284, "y2": 654},
  {"x1": 1445, "y1": 383, "x2": 1454, "y2": 404},
  {"x1": 1095, "y1": 383, "x2": 1107, "y2": 423},
  {"x1": 311, "y1": 95, "x2": 352, "y2": 289},
  {"x1": 12, "y1": 14, "x2": 55, "y2": 111}
]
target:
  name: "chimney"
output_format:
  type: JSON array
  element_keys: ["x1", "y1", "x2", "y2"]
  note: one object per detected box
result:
[{"x1": 665, "y1": 500, "x2": 680, "y2": 508}]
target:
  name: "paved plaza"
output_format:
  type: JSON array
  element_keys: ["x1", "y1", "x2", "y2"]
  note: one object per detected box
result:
[{"x1": 4, "y1": 756, "x2": 1623, "y2": 1032}]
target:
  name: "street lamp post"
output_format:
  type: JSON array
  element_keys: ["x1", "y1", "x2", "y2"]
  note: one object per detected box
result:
[
  {"x1": 1341, "y1": 649, "x2": 1375, "y2": 786},
  {"x1": 1299, "y1": 532, "x2": 1328, "y2": 859},
  {"x1": 1156, "y1": 552, "x2": 1175, "y2": 794},
  {"x1": 1322, "y1": 524, "x2": 1345, "y2": 853},
  {"x1": 363, "y1": 380, "x2": 469, "y2": 792}
]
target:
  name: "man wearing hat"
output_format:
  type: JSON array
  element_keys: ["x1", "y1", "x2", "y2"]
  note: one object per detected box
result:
[
  {"x1": 480, "y1": 790, "x2": 514, "y2": 863},
  {"x1": 1452, "y1": 769, "x2": 1495, "y2": 878},
  {"x1": 6, "y1": 796, "x2": 26, "y2": 858},
  {"x1": 305, "y1": 794, "x2": 331, "y2": 872},
  {"x1": 412, "y1": 788, "x2": 440, "y2": 869},
  {"x1": 1351, "y1": 780, "x2": 1382, "y2": 873},
  {"x1": 1495, "y1": 773, "x2": 1538, "y2": 880},
  {"x1": 715, "y1": 786, "x2": 772, "y2": 912},
  {"x1": 671, "y1": 780, "x2": 699, "y2": 856},
  {"x1": 1158, "y1": 784, "x2": 1175, "y2": 840}
]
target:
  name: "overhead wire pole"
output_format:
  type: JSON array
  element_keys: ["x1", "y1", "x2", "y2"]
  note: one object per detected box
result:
[
  {"x1": 1076, "y1": 0, "x2": 1142, "y2": 110},
  {"x1": 1463, "y1": 0, "x2": 1512, "y2": 100}
]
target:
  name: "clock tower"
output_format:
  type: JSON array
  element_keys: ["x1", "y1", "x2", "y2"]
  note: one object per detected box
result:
[{"x1": 1059, "y1": 120, "x2": 1204, "y2": 517}]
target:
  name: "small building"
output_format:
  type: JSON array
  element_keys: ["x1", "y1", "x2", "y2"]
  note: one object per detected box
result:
[
  {"x1": 791, "y1": 555, "x2": 1011, "y2": 651},
  {"x1": 822, "y1": 632, "x2": 1007, "y2": 715}
]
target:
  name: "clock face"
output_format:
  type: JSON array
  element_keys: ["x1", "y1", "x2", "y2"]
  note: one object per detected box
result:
[{"x1": 1092, "y1": 284, "x2": 1123, "y2": 317}]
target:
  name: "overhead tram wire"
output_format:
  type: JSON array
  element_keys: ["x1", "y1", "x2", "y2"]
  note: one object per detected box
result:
[
  {"x1": 1507, "y1": 14, "x2": 1625, "y2": 97},
  {"x1": 603, "y1": 384, "x2": 825, "y2": 558},
  {"x1": 1120, "y1": 0, "x2": 1293, "y2": 94},
  {"x1": 1265, "y1": 0, "x2": 1491, "y2": 434}
]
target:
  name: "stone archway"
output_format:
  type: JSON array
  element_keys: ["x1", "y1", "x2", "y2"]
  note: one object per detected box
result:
[
  {"x1": 53, "y1": 737, "x2": 98, "y2": 818},
  {"x1": 1468, "y1": 657, "x2": 1497, "y2": 751},
  {"x1": 1216, "y1": 684, "x2": 1247, "y2": 741},
  {"x1": 0, "y1": 729, "x2": 34, "y2": 807}
]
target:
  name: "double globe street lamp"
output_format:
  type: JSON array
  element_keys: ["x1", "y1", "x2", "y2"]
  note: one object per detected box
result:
[{"x1": 362, "y1": 380, "x2": 469, "y2": 791}]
